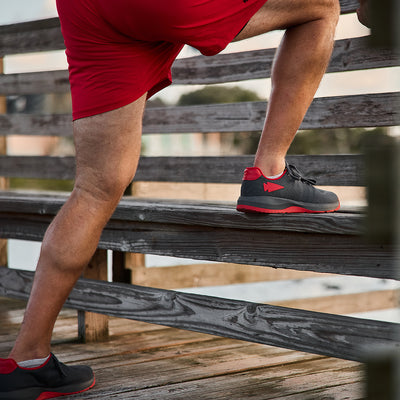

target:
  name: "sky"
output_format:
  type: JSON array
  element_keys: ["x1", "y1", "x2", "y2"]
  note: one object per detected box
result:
[{"x1": 0, "y1": 0, "x2": 399, "y2": 105}]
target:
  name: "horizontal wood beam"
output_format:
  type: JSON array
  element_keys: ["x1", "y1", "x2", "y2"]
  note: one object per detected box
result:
[
  {"x1": 2, "y1": 36, "x2": 399, "y2": 94},
  {"x1": 0, "y1": 154, "x2": 365, "y2": 186},
  {"x1": 0, "y1": 199, "x2": 396, "y2": 279},
  {"x1": 172, "y1": 36, "x2": 400, "y2": 86},
  {"x1": 0, "y1": 92, "x2": 398, "y2": 136},
  {"x1": 0, "y1": 18, "x2": 64, "y2": 57},
  {"x1": 0, "y1": 192, "x2": 364, "y2": 235},
  {"x1": 142, "y1": 93, "x2": 400, "y2": 133},
  {"x1": 0, "y1": 266, "x2": 397, "y2": 362}
]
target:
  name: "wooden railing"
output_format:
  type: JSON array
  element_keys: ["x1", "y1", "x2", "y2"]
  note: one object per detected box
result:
[{"x1": 0, "y1": 0, "x2": 399, "y2": 361}]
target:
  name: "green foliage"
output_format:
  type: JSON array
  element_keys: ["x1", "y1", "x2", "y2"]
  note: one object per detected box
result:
[
  {"x1": 177, "y1": 85, "x2": 261, "y2": 106},
  {"x1": 288, "y1": 127, "x2": 387, "y2": 155},
  {"x1": 10, "y1": 178, "x2": 74, "y2": 192},
  {"x1": 174, "y1": 85, "x2": 386, "y2": 156},
  {"x1": 233, "y1": 128, "x2": 387, "y2": 156}
]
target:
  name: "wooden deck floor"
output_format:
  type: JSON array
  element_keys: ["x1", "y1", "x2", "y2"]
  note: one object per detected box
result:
[{"x1": 1, "y1": 297, "x2": 365, "y2": 399}]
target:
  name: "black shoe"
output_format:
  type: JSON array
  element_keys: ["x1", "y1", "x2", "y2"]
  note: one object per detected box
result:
[
  {"x1": 237, "y1": 164, "x2": 340, "y2": 214},
  {"x1": 0, "y1": 353, "x2": 95, "y2": 400}
]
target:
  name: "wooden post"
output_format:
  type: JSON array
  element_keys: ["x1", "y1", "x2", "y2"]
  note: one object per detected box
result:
[
  {"x1": 366, "y1": 347, "x2": 400, "y2": 400},
  {"x1": 364, "y1": 132, "x2": 400, "y2": 399},
  {"x1": 364, "y1": 133, "x2": 398, "y2": 244},
  {"x1": 77, "y1": 249, "x2": 109, "y2": 342},
  {"x1": 112, "y1": 251, "x2": 132, "y2": 283},
  {"x1": 364, "y1": 0, "x2": 399, "y2": 383},
  {"x1": 0, "y1": 57, "x2": 8, "y2": 267}
]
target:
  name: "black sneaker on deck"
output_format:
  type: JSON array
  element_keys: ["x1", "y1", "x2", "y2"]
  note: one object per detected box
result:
[
  {"x1": 0, "y1": 353, "x2": 95, "y2": 400},
  {"x1": 237, "y1": 164, "x2": 340, "y2": 214}
]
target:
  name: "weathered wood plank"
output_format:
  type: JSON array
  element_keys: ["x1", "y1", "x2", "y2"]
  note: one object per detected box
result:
[
  {"x1": 0, "y1": 297, "x2": 363, "y2": 399},
  {"x1": 172, "y1": 36, "x2": 400, "y2": 85},
  {"x1": 126, "y1": 260, "x2": 318, "y2": 290},
  {"x1": 141, "y1": 93, "x2": 400, "y2": 133},
  {"x1": 78, "y1": 249, "x2": 109, "y2": 343},
  {"x1": 135, "y1": 154, "x2": 365, "y2": 185},
  {"x1": 0, "y1": 18, "x2": 64, "y2": 57},
  {"x1": 96, "y1": 363, "x2": 362, "y2": 400},
  {"x1": 0, "y1": 70, "x2": 70, "y2": 96},
  {"x1": 98, "y1": 222, "x2": 396, "y2": 280},
  {"x1": 276, "y1": 290, "x2": 399, "y2": 316},
  {"x1": 0, "y1": 202, "x2": 396, "y2": 279},
  {"x1": 2, "y1": 36, "x2": 398, "y2": 94},
  {"x1": 0, "y1": 155, "x2": 75, "y2": 180},
  {"x1": 0, "y1": 113, "x2": 72, "y2": 137},
  {"x1": 1, "y1": 93, "x2": 397, "y2": 136},
  {"x1": 0, "y1": 191, "x2": 365, "y2": 235},
  {"x1": 0, "y1": 267, "x2": 397, "y2": 361},
  {"x1": 0, "y1": 154, "x2": 365, "y2": 186}
]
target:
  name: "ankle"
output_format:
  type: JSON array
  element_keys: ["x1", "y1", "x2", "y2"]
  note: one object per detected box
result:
[
  {"x1": 254, "y1": 159, "x2": 286, "y2": 177},
  {"x1": 9, "y1": 346, "x2": 51, "y2": 364}
]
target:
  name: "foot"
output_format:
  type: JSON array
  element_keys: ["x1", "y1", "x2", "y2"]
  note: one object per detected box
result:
[
  {"x1": 236, "y1": 163, "x2": 340, "y2": 214},
  {"x1": 0, "y1": 353, "x2": 95, "y2": 400}
]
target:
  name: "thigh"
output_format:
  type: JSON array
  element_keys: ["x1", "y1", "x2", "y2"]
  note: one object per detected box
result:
[
  {"x1": 73, "y1": 95, "x2": 147, "y2": 198},
  {"x1": 234, "y1": 0, "x2": 339, "y2": 41},
  {"x1": 57, "y1": 0, "x2": 183, "y2": 121},
  {"x1": 97, "y1": 0, "x2": 269, "y2": 55}
]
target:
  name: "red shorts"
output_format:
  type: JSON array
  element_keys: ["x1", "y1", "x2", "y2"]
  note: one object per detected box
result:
[{"x1": 56, "y1": 0, "x2": 267, "y2": 120}]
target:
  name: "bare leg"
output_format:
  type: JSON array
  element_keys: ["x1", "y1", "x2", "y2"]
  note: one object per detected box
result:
[
  {"x1": 235, "y1": 0, "x2": 340, "y2": 176},
  {"x1": 8, "y1": 95, "x2": 146, "y2": 362}
]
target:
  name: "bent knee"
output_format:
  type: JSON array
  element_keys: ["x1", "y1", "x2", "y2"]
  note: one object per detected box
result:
[
  {"x1": 75, "y1": 170, "x2": 133, "y2": 207},
  {"x1": 321, "y1": 0, "x2": 340, "y2": 24}
]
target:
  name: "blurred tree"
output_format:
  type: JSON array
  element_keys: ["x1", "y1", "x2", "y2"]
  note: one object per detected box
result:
[{"x1": 177, "y1": 85, "x2": 261, "y2": 105}]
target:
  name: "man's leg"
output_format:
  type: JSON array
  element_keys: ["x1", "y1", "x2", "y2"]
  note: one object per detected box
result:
[
  {"x1": 235, "y1": 0, "x2": 340, "y2": 176},
  {"x1": 8, "y1": 94, "x2": 147, "y2": 363},
  {"x1": 235, "y1": 0, "x2": 341, "y2": 213}
]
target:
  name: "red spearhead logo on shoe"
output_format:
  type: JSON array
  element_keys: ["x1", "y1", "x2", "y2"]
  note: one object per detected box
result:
[{"x1": 263, "y1": 182, "x2": 284, "y2": 193}]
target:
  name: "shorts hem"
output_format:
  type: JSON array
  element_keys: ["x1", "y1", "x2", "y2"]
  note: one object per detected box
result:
[{"x1": 71, "y1": 78, "x2": 171, "y2": 121}]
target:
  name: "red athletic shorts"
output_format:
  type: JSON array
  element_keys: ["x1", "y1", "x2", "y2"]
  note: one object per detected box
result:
[{"x1": 56, "y1": 0, "x2": 267, "y2": 120}]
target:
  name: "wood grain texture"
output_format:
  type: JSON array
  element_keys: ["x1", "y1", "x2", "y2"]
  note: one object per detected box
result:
[
  {"x1": 2, "y1": 36, "x2": 398, "y2": 94},
  {"x1": 1, "y1": 296, "x2": 364, "y2": 400},
  {"x1": 172, "y1": 36, "x2": 399, "y2": 85},
  {"x1": 0, "y1": 18, "x2": 64, "y2": 57},
  {"x1": 0, "y1": 195, "x2": 396, "y2": 279},
  {"x1": 0, "y1": 191, "x2": 365, "y2": 234},
  {"x1": 1, "y1": 93, "x2": 398, "y2": 137},
  {"x1": 0, "y1": 267, "x2": 397, "y2": 362},
  {"x1": 0, "y1": 70, "x2": 70, "y2": 96},
  {"x1": 141, "y1": 93, "x2": 400, "y2": 134},
  {"x1": 0, "y1": 154, "x2": 365, "y2": 186},
  {"x1": 78, "y1": 249, "x2": 109, "y2": 342}
]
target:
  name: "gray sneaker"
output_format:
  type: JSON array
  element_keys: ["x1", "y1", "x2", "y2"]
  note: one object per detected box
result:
[
  {"x1": 0, "y1": 353, "x2": 95, "y2": 400},
  {"x1": 237, "y1": 163, "x2": 340, "y2": 214}
]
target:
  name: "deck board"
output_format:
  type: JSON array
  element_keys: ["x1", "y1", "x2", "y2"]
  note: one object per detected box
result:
[{"x1": 0, "y1": 297, "x2": 364, "y2": 399}]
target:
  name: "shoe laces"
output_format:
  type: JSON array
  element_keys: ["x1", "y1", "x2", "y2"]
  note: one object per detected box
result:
[
  {"x1": 52, "y1": 355, "x2": 68, "y2": 377},
  {"x1": 286, "y1": 164, "x2": 316, "y2": 185}
]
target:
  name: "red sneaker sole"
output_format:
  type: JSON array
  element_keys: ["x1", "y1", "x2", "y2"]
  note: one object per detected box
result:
[
  {"x1": 36, "y1": 377, "x2": 95, "y2": 400},
  {"x1": 236, "y1": 204, "x2": 340, "y2": 214}
]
